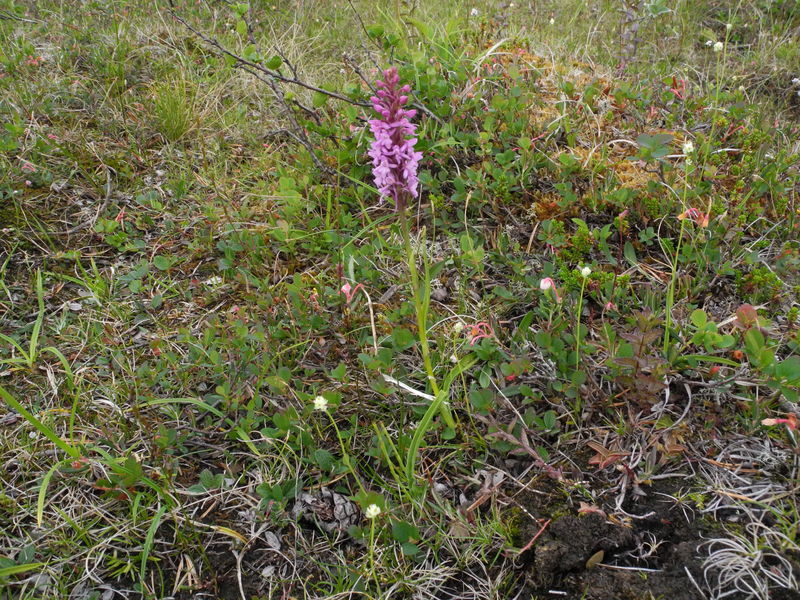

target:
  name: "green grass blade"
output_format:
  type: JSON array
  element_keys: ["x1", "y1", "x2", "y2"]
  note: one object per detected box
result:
[
  {"x1": 140, "y1": 505, "x2": 167, "y2": 582},
  {"x1": 29, "y1": 270, "x2": 45, "y2": 362},
  {"x1": 0, "y1": 563, "x2": 45, "y2": 579},
  {"x1": 405, "y1": 355, "x2": 477, "y2": 484},
  {"x1": 0, "y1": 332, "x2": 29, "y2": 358},
  {"x1": 37, "y1": 460, "x2": 69, "y2": 526},
  {"x1": 0, "y1": 386, "x2": 80, "y2": 459},
  {"x1": 41, "y1": 346, "x2": 75, "y2": 386}
]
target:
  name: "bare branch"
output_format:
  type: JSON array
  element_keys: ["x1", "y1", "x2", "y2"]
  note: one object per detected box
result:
[{"x1": 166, "y1": 2, "x2": 368, "y2": 108}]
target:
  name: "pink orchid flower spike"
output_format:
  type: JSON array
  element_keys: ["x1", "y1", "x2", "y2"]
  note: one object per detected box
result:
[{"x1": 368, "y1": 67, "x2": 422, "y2": 211}]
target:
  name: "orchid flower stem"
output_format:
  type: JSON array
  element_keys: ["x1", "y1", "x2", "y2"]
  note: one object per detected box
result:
[
  {"x1": 575, "y1": 277, "x2": 587, "y2": 372},
  {"x1": 399, "y1": 210, "x2": 456, "y2": 431},
  {"x1": 664, "y1": 221, "x2": 685, "y2": 354},
  {"x1": 368, "y1": 516, "x2": 380, "y2": 594},
  {"x1": 664, "y1": 157, "x2": 691, "y2": 355}
]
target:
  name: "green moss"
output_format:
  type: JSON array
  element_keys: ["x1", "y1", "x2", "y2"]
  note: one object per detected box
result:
[{"x1": 738, "y1": 266, "x2": 783, "y2": 303}]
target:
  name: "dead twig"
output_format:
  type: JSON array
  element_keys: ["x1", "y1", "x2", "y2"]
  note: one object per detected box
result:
[
  {"x1": 511, "y1": 518, "x2": 551, "y2": 556},
  {"x1": 166, "y1": 2, "x2": 368, "y2": 108}
]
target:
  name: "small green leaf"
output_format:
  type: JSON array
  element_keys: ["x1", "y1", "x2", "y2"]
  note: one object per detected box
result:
[
  {"x1": 623, "y1": 241, "x2": 638, "y2": 265},
  {"x1": 391, "y1": 327, "x2": 416, "y2": 351},
  {"x1": 779, "y1": 385, "x2": 798, "y2": 402},
  {"x1": 690, "y1": 309, "x2": 707, "y2": 328},
  {"x1": 365, "y1": 24, "x2": 384, "y2": 38},
  {"x1": 330, "y1": 362, "x2": 347, "y2": 381},
  {"x1": 265, "y1": 55, "x2": 282, "y2": 70},
  {"x1": 312, "y1": 91, "x2": 330, "y2": 108},
  {"x1": 409, "y1": 18, "x2": 434, "y2": 40},
  {"x1": 153, "y1": 255, "x2": 172, "y2": 271},
  {"x1": 718, "y1": 335, "x2": 736, "y2": 349},
  {"x1": 0, "y1": 563, "x2": 45, "y2": 579},
  {"x1": 401, "y1": 542, "x2": 419, "y2": 556},
  {"x1": 757, "y1": 347, "x2": 775, "y2": 370},
  {"x1": 18, "y1": 544, "x2": 35, "y2": 564},
  {"x1": 199, "y1": 469, "x2": 221, "y2": 490},
  {"x1": 314, "y1": 449, "x2": 335, "y2": 471},
  {"x1": 744, "y1": 328, "x2": 766, "y2": 360},
  {"x1": 242, "y1": 44, "x2": 260, "y2": 63},
  {"x1": 353, "y1": 490, "x2": 384, "y2": 512},
  {"x1": 391, "y1": 520, "x2": 419, "y2": 543},
  {"x1": 775, "y1": 356, "x2": 800, "y2": 383}
]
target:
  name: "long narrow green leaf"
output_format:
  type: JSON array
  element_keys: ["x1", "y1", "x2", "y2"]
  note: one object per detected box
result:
[
  {"x1": 0, "y1": 563, "x2": 45, "y2": 579},
  {"x1": 405, "y1": 355, "x2": 478, "y2": 483},
  {"x1": 0, "y1": 386, "x2": 80, "y2": 458},
  {"x1": 140, "y1": 505, "x2": 167, "y2": 581},
  {"x1": 29, "y1": 270, "x2": 45, "y2": 362},
  {"x1": 0, "y1": 332, "x2": 29, "y2": 358},
  {"x1": 680, "y1": 354, "x2": 741, "y2": 367},
  {"x1": 37, "y1": 460, "x2": 69, "y2": 526}
]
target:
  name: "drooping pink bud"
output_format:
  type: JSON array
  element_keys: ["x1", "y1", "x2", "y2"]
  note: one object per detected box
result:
[{"x1": 539, "y1": 278, "x2": 562, "y2": 303}]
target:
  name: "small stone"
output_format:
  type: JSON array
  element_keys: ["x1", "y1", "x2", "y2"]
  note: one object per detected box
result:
[
  {"x1": 264, "y1": 531, "x2": 281, "y2": 550},
  {"x1": 260, "y1": 565, "x2": 276, "y2": 579}
]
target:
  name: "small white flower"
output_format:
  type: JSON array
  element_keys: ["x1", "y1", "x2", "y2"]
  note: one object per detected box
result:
[
  {"x1": 204, "y1": 276, "x2": 223, "y2": 287},
  {"x1": 549, "y1": 17, "x2": 555, "y2": 25},
  {"x1": 580, "y1": 266, "x2": 592, "y2": 278},
  {"x1": 470, "y1": 8, "x2": 479, "y2": 17},
  {"x1": 792, "y1": 78, "x2": 800, "y2": 86},
  {"x1": 682, "y1": 140, "x2": 694, "y2": 155},
  {"x1": 713, "y1": 41, "x2": 724, "y2": 53},
  {"x1": 726, "y1": 23, "x2": 732, "y2": 31},
  {"x1": 453, "y1": 321, "x2": 465, "y2": 333},
  {"x1": 449, "y1": 354, "x2": 458, "y2": 364},
  {"x1": 365, "y1": 504, "x2": 381, "y2": 519},
  {"x1": 540, "y1": 278, "x2": 552, "y2": 291},
  {"x1": 705, "y1": 40, "x2": 714, "y2": 47},
  {"x1": 509, "y1": 2, "x2": 515, "y2": 7},
  {"x1": 738, "y1": 85, "x2": 746, "y2": 93},
  {"x1": 313, "y1": 395, "x2": 328, "y2": 411}
]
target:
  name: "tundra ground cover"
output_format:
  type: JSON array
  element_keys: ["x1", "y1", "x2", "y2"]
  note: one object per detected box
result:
[{"x1": 0, "y1": 1, "x2": 799, "y2": 599}]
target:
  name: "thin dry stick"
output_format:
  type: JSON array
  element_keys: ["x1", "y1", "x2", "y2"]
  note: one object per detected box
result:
[
  {"x1": 166, "y1": 2, "x2": 368, "y2": 107},
  {"x1": 359, "y1": 287, "x2": 380, "y2": 355},
  {"x1": 516, "y1": 518, "x2": 551, "y2": 554}
]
